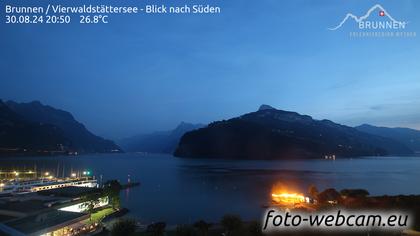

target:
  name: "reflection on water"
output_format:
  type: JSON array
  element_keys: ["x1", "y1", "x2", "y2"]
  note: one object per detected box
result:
[{"x1": 1, "y1": 153, "x2": 420, "y2": 224}]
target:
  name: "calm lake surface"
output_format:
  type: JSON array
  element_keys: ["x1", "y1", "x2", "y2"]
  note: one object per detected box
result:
[{"x1": 1, "y1": 154, "x2": 420, "y2": 224}]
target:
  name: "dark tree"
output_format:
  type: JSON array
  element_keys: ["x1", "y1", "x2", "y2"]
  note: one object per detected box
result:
[
  {"x1": 111, "y1": 219, "x2": 136, "y2": 236},
  {"x1": 104, "y1": 180, "x2": 122, "y2": 192},
  {"x1": 247, "y1": 221, "x2": 262, "y2": 236},
  {"x1": 81, "y1": 193, "x2": 100, "y2": 221},
  {"x1": 340, "y1": 189, "x2": 369, "y2": 198},
  {"x1": 104, "y1": 180, "x2": 122, "y2": 210},
  {"x1": 317, "y1": 188, "x2": 341, "y2": 204},
  {"x1": 308, "y1": 184, "x2": 319, "y2": 200},
  {"x1": 221, "y1": 214, "x2": 243, "y2": 236},
  {"x1": 146, "y1": 222, "x2": 166, "y2": 236},
  {"x1": 175, "y1": 224, "x2": 195, "y2": 236},
  {"x1": 193, "y1": 220, "x2": 212, "y2": 236}
]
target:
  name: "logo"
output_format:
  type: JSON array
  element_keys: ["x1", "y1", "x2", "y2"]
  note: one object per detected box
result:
[
  {"x1": 379, "y1": 10, "x2": 385, "y2": 17},
  {"x1": 328, "y1": 4, "x2": 415, "y2": 38}
]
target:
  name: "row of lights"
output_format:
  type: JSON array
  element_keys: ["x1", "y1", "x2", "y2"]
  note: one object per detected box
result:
[
  {"x1": 0, "y1": 170, "x2": 91, "y2": 188},
  {"x1": 0, "y1": 171, "x2": 35, "y2": 176},
  {"x1": 3, "y1": 170, "x2": 91, "y2": 178},
  {"x1": 0, "y1": 171, "x2": 90, "y2": 188}
]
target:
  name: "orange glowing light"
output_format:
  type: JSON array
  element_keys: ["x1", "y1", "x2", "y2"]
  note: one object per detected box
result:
[
  {"x1": 271, "y1": 192, "x2": 305, "y2": 204},
  {"x1": 271, "y1": 182, "x2": 307, "y2": 205}
]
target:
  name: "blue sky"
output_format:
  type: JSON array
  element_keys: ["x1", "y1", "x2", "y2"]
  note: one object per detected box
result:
[{"x1": 1, "y1": 0, "x2": 419, "y2": 139}]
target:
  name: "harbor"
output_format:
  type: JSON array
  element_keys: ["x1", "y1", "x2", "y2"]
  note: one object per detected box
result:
[
  {"x1": 0, "y1": 168, "x2": 133, "y2": 236},
  {"x1": 0, "y1": 169, "x2": 97, "y2": 196}
]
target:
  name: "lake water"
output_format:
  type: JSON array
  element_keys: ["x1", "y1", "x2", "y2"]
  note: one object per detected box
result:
[{"x1": 1, "y1": 154, "x2": 420, "y2": 224}]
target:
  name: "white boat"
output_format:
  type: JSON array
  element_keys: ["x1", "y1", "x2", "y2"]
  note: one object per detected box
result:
[{"x1": 0, "y1": 178, "x2": 98, "y2": 195}]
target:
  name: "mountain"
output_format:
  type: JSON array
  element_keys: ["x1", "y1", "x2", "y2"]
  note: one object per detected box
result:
[
  {"x1": 174, "y1": 105, "x2": 413, "y2": 159},
  {"x1": 258, "y1": 104, "x2": 276, "y2": 111},
  {"x1": 0, "y1": 100, "x2": 70, "y2": 155},
  {"x1": 5, "y1": 100, "x2": 122, "y2": 154},
  {"x1": 356, "y1": 124, "x2": 420, "y2": 154},
  {"x1": 120, "y1": 122, "x2": 204, "y2": 153}
]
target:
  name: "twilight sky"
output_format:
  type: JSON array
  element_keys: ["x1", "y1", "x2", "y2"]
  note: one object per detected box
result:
[{"x1": 1, "y1": 0, "x2": 419, "y2": 139}]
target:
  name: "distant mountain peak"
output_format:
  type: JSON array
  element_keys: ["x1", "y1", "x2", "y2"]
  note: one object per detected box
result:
[
  {"x1": 119, "y1": 122, "x2": 205, "y2": 153},
  {"x1": 357, "y1": 124, "x2": 374, "y2": 128},
  {"x1": 172, "y1": 122, "x2": 204, "y2": 136},
  {"x1": 29, "y1": 100, "x2": 43, "y2": 105},
  {"x1": 177, "y1": 121, "x2": 192, "y2": 128},
  {"x1": 356, "y1": 124, "x2": 420, "y2": 152},
  {"x1": 258, "y1": 104, "x2": 276, "y2": 111}
]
